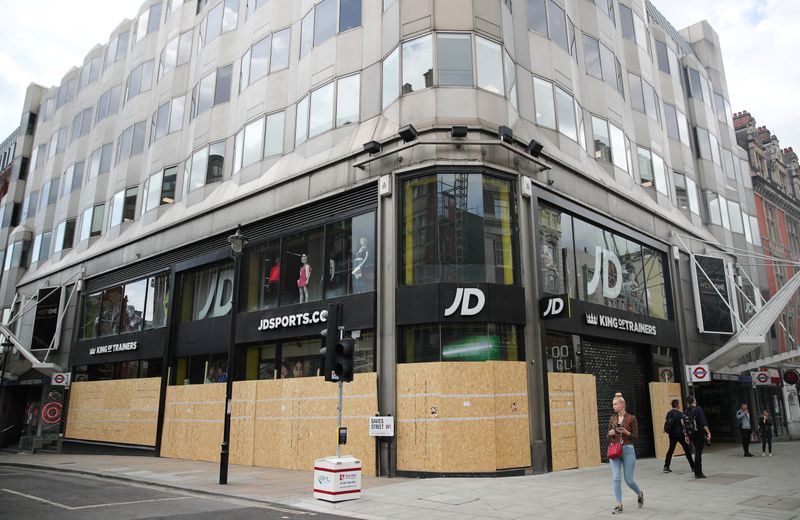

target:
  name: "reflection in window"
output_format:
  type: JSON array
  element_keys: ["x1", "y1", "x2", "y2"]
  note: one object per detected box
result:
[
  {"x1": 609, "y1": 124, "x2": 628, "y2": 173},
  {"x1": 538, "y1": 204, "x2": 575, "y2": 297},
  {"x1": 382, "y1": 46, "x2": 400, "y2": 109},
  {"x1": 533, "y1": 78, "x2": 556, "y2": 129},
  {"x1": 336, "y1": 75, "x2": 359, "y2": 126},
  {"x1": 309, "y1": 81, "x2": 334, "y2": 138},
  {"x1": 401, "y1": 173, "x2": 514, "y2": 285},
  {"x1": 674, "y1": 172, "x2": 689, "y2": 211},
  {"x1": 437, "y1": 33, "x2": 472, "y2": 86},
  {"x1": 185, "y1": 142, "x2": 225, "y2": 194},
  {"x1": 652, "y1": 153, "x2": 669, "y2": 195},
  {"x1": 547, "y1": 0, "x2": 568, "y2": 52},
  {"x1": 643, "y1": 247, "x2": 667, "y2": 319},
  {"x1": 592, "y1": 116, "x2": 611, "y2": 162},
  {"x1": 399, "y1": 323, "x2": 521, "y2": 363},
  {"x1": 476, "y1": 36, "x2": 504, "y2": 94},
  {"x1": 527, "y1": 0, "x2": 548, "y2": 36},
  {"x1": 555, "y1": 86, "x2": 576, "y2": 140},
  {"x1": 402, "y1": 35, "x2": 433, "y2": 94},
  {"x1": 637, "y1": 147, "x2": 654, "y2": 188},
  {"x1": 239, "y1": 35, "x2": 271, "y2": 91},
  {"x1": 270, "y1": 28, "x2": 290, "y2": 72}
]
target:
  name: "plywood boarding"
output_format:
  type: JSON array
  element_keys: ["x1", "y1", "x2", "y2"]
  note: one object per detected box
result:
[
  {"x1": 492, "y1": 361, "x2": 531, "y2": 469},
  {"x1": 230, "y1": 380, "x2": 257, "y2": 466},
  {"x1": 548, "y1": 372, "x2": 578, "y2": 471},
  {"x1": 236, "y1": 373, "x2": 378, "y2": 476},
  {"x1": 649, "y1": 382, "x2": 684, "y2": 459},
  {"x1": 574, "y1": 373, "x2": 601, "y2": 468},
  {"x1": 160, "y1": 383, "x2": 226, "y2": 462},
  {"x1": 65, "y1": 378, "x2": 160, "y2": 446},
  {"x1": 397, "y1": 361, "x2": 529, "y2": 473}
]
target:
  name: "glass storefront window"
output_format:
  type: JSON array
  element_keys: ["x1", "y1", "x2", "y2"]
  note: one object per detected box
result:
[
  {"x1": 399, "y1": 323, "x2": 521, "y2": 363},
  {"x1": 81, "y1": 292, "x2": 102, "y2": 339},
  {"x1": 538, "y1": 204, "x2": 575, "y2": 297},
  {"x1": 401, "y1": 172, "x2": 515, "y2": 285},
  {"x1": 244, "y1": 239, "x2": 282, "y2": 311},
  {"x1": 643, "y1": 247, "x2": 668, "y2": 319},
  {"x1": 544, "y1": 332, "x2": 579, "y2": 373},
  {"x1": 120, "y1": 279, "x2": 147, "y2": 333},
  {"x1": 99, "y1": 286, "x2": 123, "y2": 336},
  {"x1": 279, "y1": 227, "x2": 324, "y2": 305},
  {"x1": 172, "y1": 353, "x2": 228, "y2": 385},
  {"x1": 179, "y1": 262, "x2": 233, "y2": 322},
  {"x1": 144, "y1": 275, "x2": 170, "y2": 329}
]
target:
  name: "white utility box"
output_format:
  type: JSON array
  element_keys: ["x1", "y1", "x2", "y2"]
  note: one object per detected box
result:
[{"x1": 313, "y1": 456, "x2": 362, "y2": 502}]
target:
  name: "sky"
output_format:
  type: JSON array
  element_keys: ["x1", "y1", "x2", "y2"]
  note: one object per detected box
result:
[{"x1": 0, "y1": 0, "x2": 798, "y2": 152}]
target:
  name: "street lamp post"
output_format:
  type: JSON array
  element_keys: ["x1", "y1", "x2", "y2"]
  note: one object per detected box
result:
[{"x1": 219, "y1": 225, "x2": 247, "y2": 485}]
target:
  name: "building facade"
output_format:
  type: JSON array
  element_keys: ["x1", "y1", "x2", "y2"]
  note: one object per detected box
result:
[{"x1": 0, "y1": 0, "x2": 784, "y2": 472}]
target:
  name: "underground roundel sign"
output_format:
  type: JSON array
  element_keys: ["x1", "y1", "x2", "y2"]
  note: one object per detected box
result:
[
  {"x1": 754, "y1": 371, "x2": 771, "y2": 385},
  {"x1": 687, "y1": 364, "x2": 710, "y2": 383}
]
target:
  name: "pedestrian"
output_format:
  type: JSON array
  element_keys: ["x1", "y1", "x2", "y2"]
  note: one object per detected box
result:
[
  {"x1": 607, "y1": 392, "x2": 644, "y2": 515},
  {"x1": 758, "y1": 410, "x2": 773, "y2": 456},
  {"x1": 686, "y1": 396, "x2": 711, "y2": 478},
  {"x1": 736, "y1": 403, "x2": 754, "y2": 457},
  {"x1": 663, "y1": 399, "x2": 694, "y2": 473}
]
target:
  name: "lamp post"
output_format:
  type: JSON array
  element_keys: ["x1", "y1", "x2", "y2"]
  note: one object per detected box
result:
[
  {"x1": 219, "y1": 225, "x2": 247, "y2": 485},
  {"x1": 0, "y1": 341, "x2": 13, "y2": 448}
]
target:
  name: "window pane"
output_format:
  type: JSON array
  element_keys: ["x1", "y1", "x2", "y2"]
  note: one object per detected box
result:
[
  {"x1": 629, "y1": 74, "x2": 644, "y2": 112},
  {"x1": 155, "y1": 101, "x2": 170, "y2": 139},
  {"x1": 121, "y1": 279, "x2": 148, "y2": 333},
  {"x1": 206, "y1": 4, "x2": 223, "y2": 43},
  {"x1": 169, "y1": 96, "x2": 184, "y2": 132},
  {"x1": 504, "y1": 51, "x2": 517, "y2": 108},
  {"x1": 705, "y1": 191, "x2": 721, "y2": 225},
  {"x1": 214, "y1": 65, "x2": 232, "y2": 105},
  {"x1": 475, "y1": 36, "x2": 504, "y2": 94},
  {"x1": 162, "y1": 166, "x2": 177, "y2": 203},
  {"x1": 533, "y1": 78, "x2": 555, "y2": 129},
  {"x1": 609, "y1": 123, "x2": 627, "y2": 172},
  {"x1": 642, "y1": 80, "x2": 658, "y2": 121},
  {"x1": 728, "y1": 200, "x2": 744, "y2": 234},
  {"x1": 674, "y1": 173, "x2": 688, "y2": 210},
  {"x1": 620, "y1": 4, "x2": 635, "y2": 40},
  {"x1": 696, "y1": 127, "x2": 711, "y2": 160},
  {"x1": 198, "y1": 74, "x2": 215, "y2": 114},
  {"x1": 189, "y1": 148, "x2": 208, "y2": 191},
  {"x1": 309, "y1": 82, "x2": 334, "y2": 138},
  {"x1": 146, "y1": 171, "x2": 162, "y2": 212},
  {"x1": 340, "y1": 0, "x2": 361, "y2": 32},
  {"x1": 527, "y1": 0, "x2": 548, "y2": 36},
  {"x1": 643, "y1": 248, "x2": 668, "y2": 319},
  {"x1": 81, "y1": 292, "x2": 102, "y2": 339},
  {"x1": 382, "y1": 47, "x2": 399, "y2": 109},
  {"x1": 250, "y1": 36, "x2": 270, "y2": 83},
  {"x1": 592, "y1": 117, "x2": 610, "y2": 162},
  {"x1": 539, "y1": 204, "x2": 575, "y2": 297},
  {"x1": 599, "y1": 43, "x2": 615, "y2": 86},
  {"x1": 270, "y1": 28, "x2": 290, "y2": 71},
  {"x1": 687, "y1": 177, "x2": 699, "y2": 214},
  {"x1": 264, "y1": 111, "x2": 285, "y2": 157},
  {"x1": 300, "y1": 10, "x2": 313, "y2": 58},
  {"x1": 222, "y1": 0, "x2": 238, "y2": 32},
  {"x1": 655, "y1": 40, "x2": 670, "y2": 73},
  {"x1": 110, "y1": 190, "x2": 125, "y2": 227},
  {"x1": 664, "y1": 104, "x2": 679, "y2": 140},
  {"x1": 436, "y1": 33, "x2": 472, "y2": 86},
  {"x1": 207, "y1": 142, "x2": 225, "y2": 183},
  {"x1": 244, "y1": 239, "x2": 282, "y2": 310},
  {"x1": 652, "y1": 153, "x2": 668, "y2": 195},
  {"x1": 336, "y1": 74, "x2": 360, "y2": 126},
  {"x1": 243, "y1": 117, "x2": 264, "y2": 166},
  {"x1": 583, "y1": 35, "x2": 601, "y2": 78},
  {"x1": 548, "y1": 0, "x2": 568, "y2": 52},
  {"x1": 402, "y1": 34, "x2": 433, "y2": 94},
  {"x1": 314, "y1": 0, "x2": 335, "y2": 46},
  {"x1": 555, "y1": 87, "x2": 576, "y2": 140},
  {"x1": 638, "y1": 147, "x2": 653, "y2": 187},
  {"x1": 295, "y1": 95, "x2": 309, "y2": 146},
  {"x1": 280, "y1": 228, "x2": 325, "y2": 304}
]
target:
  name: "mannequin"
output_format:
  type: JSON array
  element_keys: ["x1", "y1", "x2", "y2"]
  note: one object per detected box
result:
[
  {"x1": 297, "y1": 253, "x2": 311, "y2": 302},
  {"x1": 352, "y1": 237, "x2": 369, "y2": 292}
]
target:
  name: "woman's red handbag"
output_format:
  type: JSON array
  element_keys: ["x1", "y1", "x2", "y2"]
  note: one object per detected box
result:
[{"x1": 607, "y1": 415, "x2": 630, "y2": 459}]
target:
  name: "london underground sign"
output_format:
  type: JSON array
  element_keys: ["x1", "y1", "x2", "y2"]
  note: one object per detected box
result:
[
  {"x1": 687, "y1": 364, "x2": 711, "y2": 383},
  {"x1": 752, "y1": 370, "x2": 771, "y2": 386}
]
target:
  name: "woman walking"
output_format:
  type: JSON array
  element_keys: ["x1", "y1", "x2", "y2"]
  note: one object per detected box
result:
[
  {"x1": 607, "y1": 392, "x2": 644, "y2": 515},
  {"x1": 759, "y1": 410, "x2": 773, "y2": 456}
]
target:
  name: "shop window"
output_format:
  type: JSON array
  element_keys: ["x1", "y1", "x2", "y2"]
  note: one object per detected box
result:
[
  {"x1": 144, "y1": 274, "x2": 170, "y2": 329},
  {"x1": 98, "y1": 286, "x2": 123, "y2": 336},
  {"x1": 179, "y1": 262, "x2": 233, "y2": 322},
  {"x1": 244, "y1": 239, "x2": 282, "y2": 311},
  {"x1": 280, "y1": 227, "x2": 325, "y2": 305},
  {"x1": 538, "y1": 204, "x2": 575, "y2": 297},
  {"x1": 399, "y1": 323, "x2": 520, "y2": 363},
  {"x1": 120, "y1": 279, "x2": 147, "y2": 333},
  {"x1": 172, "y1": 353, "x2": 228, "y2": 384},
  {"x1": 401, "y1": 173, "x2": 514, "y2": 285},
  {"x1": 544, "y1": 332, "x2": 578, "y2": 373},
  {"x1": 79, "y1": 274, "x2": 168, "y2": 340}
]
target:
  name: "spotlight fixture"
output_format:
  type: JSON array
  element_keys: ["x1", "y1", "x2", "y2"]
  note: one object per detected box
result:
[
  {"x1": 398, "y1": 124, "x2": 418, "y2": 142},
  {"x1": 526, "y1": 139, "x2": 544, "y2": 157},
  {"x1": 363, "y1": 140, "x2": 383, "y2": 154},
  {"x1": 498, "y1": 125, "x2": 514, "y2": 144},
  {"x1": 451, "y1": 125, "x2": 468, "y2": 138}
]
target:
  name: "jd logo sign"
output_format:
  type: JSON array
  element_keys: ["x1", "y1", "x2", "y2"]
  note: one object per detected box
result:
[
  {"x1": 540, "y1": 294, "x2": 569, "y2": 319},
  {"x1": 444, "y1": 288, "x2": 486, "y2": 317},
  {"x1": 587, "y1": 246, "x2": 623, "y2": 299}
]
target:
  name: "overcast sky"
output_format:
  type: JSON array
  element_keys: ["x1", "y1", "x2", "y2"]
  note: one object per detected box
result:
[{"x1": 0, "y1": 0, "x2": 798, "y2": 152}]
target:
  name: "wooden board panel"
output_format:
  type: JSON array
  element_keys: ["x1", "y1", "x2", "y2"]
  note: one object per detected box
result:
[
  {"x1": 397, "y1": 361, "x2": 529, "y2": 473},
  {"x1": 548, "y1": 372, "x2": 577, "y2": 471},
  {"x1": 492, "y1": 361, "x2": 531, "y2": 470},
  {"x1": 230, "y1": 381, "x2": 257, "y2": 466},
  {"x1": 65, "y1": 378, "x2": 160, "y2": 446},
  {"x1": 574, "y1": 373, "x2": 601, "y2": 468},
  {"x1": 649, "y1": 382, "x2": 683, "y2": 459},
  {"x1": 160, "y1": 383, "x2": 226, "y2": 462}
]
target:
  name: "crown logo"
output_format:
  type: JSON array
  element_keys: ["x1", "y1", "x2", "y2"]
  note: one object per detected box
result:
[{"x1": 585, "y1": 313, "x2": 598, "y2": 325}]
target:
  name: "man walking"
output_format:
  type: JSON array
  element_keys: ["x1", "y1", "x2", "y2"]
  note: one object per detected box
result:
[
  {"x1": 663, "y1": 399, "x2": 694, "y2": 473},
  {"x1": 686, "y1": 396, "x2": 711, "y2": 479},
  {"x1": 736, "y1": 403, "x2": 753, "y2": 457}
]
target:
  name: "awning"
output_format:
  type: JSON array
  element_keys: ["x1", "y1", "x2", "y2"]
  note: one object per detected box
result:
[{"x1": 700, "y1": 267, "x2": 800, "y2": 371}]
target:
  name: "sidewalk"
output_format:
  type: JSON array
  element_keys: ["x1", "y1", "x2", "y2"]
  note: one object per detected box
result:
[{"x1": 2, "y1": 441, "x2": 799, "y2": 519}]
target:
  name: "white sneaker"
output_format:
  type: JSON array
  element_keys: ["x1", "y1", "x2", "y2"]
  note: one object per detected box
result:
[
  {"x1": 761, "y1": 452, "x2": 766, "y2": 457},
  {"x1": 769, "y1": 453, "x2": 773, "y2": 457}
]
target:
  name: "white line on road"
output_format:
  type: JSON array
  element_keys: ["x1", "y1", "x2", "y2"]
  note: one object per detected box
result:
[{"x1": 1, "y1": 488, "x2": 191, "y2": 510}]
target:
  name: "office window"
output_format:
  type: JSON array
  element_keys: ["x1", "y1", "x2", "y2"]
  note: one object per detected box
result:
[
  {"x1": 54, "y1": 218, "x2": 76, "y2": 253},
  {"x1": 143, "y1": 166, "x2": 178, "y2": 214},
  {"x1": 56, "y1": 77, "x2": 77, "y2": 110},
  {"x1": 686, "y1": 177, "x2": 699, "y2": 215},
  {"x1": 336, "y1": 75, "x2": 360, "y2": 126},
  {"x1": 533, "y1": 77, "x2": 556, "y2": 129},
  {"x1": 652, "y1": 152, "x2": 668, "y2": 195},
  {"x1": 686, "y1": 67, "x2": 712, "y2": 106},
  {"x1": 719, "y1": 195, "x2": 731, "y2": 229},
  {"x1": 382, "y1": 47, "x2": 399, "y2": 109},
  {"x1": 402, "y1": 34, "x2": 433, "y2": 94},
  {"x1": 475, "y1": 36, "x2": 504, "y2": 95},
  {"x1": 309, "y1": 82, "x2": 335, "y2": 138},
  {"x1": 158, "y1": 30, "x2": 193, "y2": 79},
  {"x1": 592, "y1": 116, "x2": 611, "y2": 162},
  {"x1": 575, "y1": 100, "x2": 586, "y2": 150},
  {"x1": 134, "y1": 2, "x2": 162, "y2": 43},
  {"x1": 743, "y1": 212, "x2": 753, "y2": 243},
  {"x1": 96, "y1": 85, "x2": 122, "y2": 123},
  {"x1": 152, "y1": 96, "x2": 185, "y2": 142},
  {"x1": 619, "y1": 4, "x2": 648, "y2": 51},
  {"x1": 88, "y1": 143, "x2": 113, "y2": 179},
  {"x1": 62, "y1": 161, "x2": 84, "y2": 196},
  {"x1": 191, "y1": 65, "x2": 233, "y2": 119},
  {"x1": 637, "y1": 147, "x2": 653, "y2": 188},
  {"x1": 384, "y1": 0, "x2": 396, "y2": 10},
  {"x1": 295, "y1": 95, "x2": 309, "y2": 146},
  {"x1": 185, "y1": 142, "x2": 225, "y2": 194},
  {"x1": 655, "y1": 40, "x2": 670, "y2": 74},
  {"x1": 79, "y1": 56, "x2": 102, "y2": 90},
  {"x1": 300, "y1": 9, "x2": 313, "y2": 58},
  {"x1": 527, "y1": 0, "x2": 548, "y2": 36},
  {"x1": 79, "y1": 204, "x2": 105, "y2": 241},
  {"x1": 243, "y1": 117, "x2": 264, "y2": 167},
  {"x1": 505, "y1": 51, "x2": 517, "y2": 109},
  {"x1": 110, "y1": 187, "x2": 138, "y2": 228},
  {"x1": 264, "y1": 111, "x2": 285, "y2": 157},
  {"x1": 705, "y1": 191, "x2": 722, "y2": 226},
  {"x1": 240, "y1": 35, "x2": 271, "y2": 91},
  {"x1": 32, "y1": 232, "x2": 51, "y2": 263},
  {"x1": 125, "y1": 60, "x2": 155, "y2": 103},
  {"x1": 750, "y1": 215, "x2": 762, "y2": 245},
  {"x1": 69, "y1": 108, "x2": 93, "y2": 142},
  {"x1": 32, "y1": 144, "x2": 46, "y2": 170},
  {"x1": 548, "y1": 0, "x2": 568, "y2": 52},
  {"x1": 115, "y1": 122, "x2": 147, "y2": 164},
  {"x1": 340, "y1": 0, "x2": 361, "y2": 32},
  {"x1": 674, "y1": 172, "x2": 689, "y2": 210},
  {"x1": 554, "y1": 87, "x2": 576, "y2": 141},
  {"x1": 609, "y1": 123, "x2": 628, "y2": 173},
  {"x1": 437, "y1": 33, "x2": 472, "y2": 86},
  {"x1": 104, "y1": 31, "x2": 130, "y2": 70},
  {"x1": 200, "y1": 0, "x2": 238, "y2": 48},
  {"x1": 270, "y1": 28, "x2": 290, "y2": 72},
  {"x1": 314, "y1": 0, "x2": 336, "y2": 46},
  {"x1": 728, "y1": 200, "x2": 744, "y2": 234}
]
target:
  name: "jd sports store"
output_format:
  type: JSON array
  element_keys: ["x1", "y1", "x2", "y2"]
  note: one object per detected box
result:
[{"x1": 535, "y1": 191, "x2": 682, "y2": 467}]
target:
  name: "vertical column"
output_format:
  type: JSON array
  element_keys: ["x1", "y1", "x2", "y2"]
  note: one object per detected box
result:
[{"x1": 377, "y1": 174, "x2": 396, "y2": 476}]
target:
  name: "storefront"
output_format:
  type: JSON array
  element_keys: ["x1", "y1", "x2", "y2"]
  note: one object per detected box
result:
[{"x1": 535, "y1": 191, "x2": 681, "y2": 466}]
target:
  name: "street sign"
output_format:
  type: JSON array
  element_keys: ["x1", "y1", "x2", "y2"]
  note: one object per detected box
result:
[
  {"x1": 783, "y1": 369, "x2": 800, "y2": 386},
  {"x1": 686, "y1": 364, "x2": 710, "y2": 383},
  {"x1": 368, "y1": 416, "x2": 395, "y2": 437},
  {"x1": 51, "y1": 372, "x2": 71, "y2": 386},
  {"x1": 752, "y1": 370, "x2": 771, "y2": 386}
]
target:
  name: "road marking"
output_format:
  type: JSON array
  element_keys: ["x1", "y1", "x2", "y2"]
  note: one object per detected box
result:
[{"x1": 1, "y1": 488, "x2": 190, "y2": 510}]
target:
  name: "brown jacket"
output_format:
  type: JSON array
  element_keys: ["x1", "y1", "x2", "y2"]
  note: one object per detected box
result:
[{"x1": 607, "y1": 413, "x2": 639, "y2": 444}]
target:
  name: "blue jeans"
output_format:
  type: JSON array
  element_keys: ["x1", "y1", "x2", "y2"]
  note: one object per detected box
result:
[{"x1": 610, "y1": 444, "x2": 641, "y2": 503}]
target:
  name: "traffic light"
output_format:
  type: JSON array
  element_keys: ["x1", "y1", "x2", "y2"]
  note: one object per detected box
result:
[
  {"x1": 333, "y1": 337, "x2": 354, "y2": 382},
  {"x1": 320, "y1": 302, "x2": 354, "y2": 383}
]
